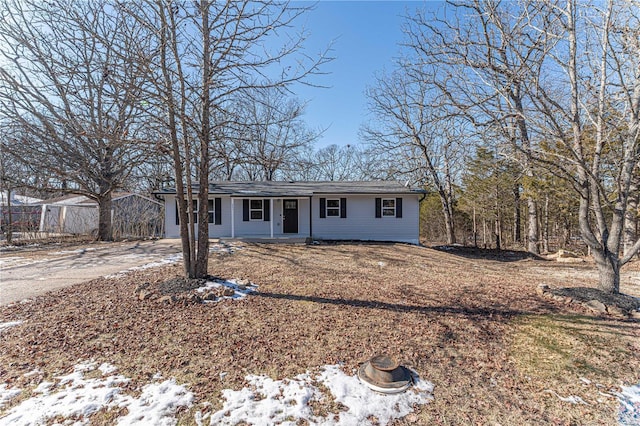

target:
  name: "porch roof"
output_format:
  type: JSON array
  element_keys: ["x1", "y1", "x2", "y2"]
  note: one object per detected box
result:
[{"x1": 154, "y1": 181, "x2": 426, "y2": 198}]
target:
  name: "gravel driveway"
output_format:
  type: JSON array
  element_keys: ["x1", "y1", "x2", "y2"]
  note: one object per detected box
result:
[{"x1": 0, "y1": 239, "x2": 183, "y2": 305}]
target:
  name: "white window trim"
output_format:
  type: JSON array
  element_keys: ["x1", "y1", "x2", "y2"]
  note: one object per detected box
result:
[
  {"x1": 382, "y1": 198, "x2": 396, "y2": 217},
  {"x1": 325, "y1": 198, "x2": 341, "y2": 217},
  {"x1": 249, "y1": 199, "x2": 263, "y2": 221},
  {"x1": 207, "y1": 199, "x2": 215, "y2": 224},
  {"x1": 190, "y1": 199, "x2": 198, "y2": 223}
]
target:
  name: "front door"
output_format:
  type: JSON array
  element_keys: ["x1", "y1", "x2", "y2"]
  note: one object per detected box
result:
[{"x1": 283, "y1": 199, "x2": 298, "y2": 234}]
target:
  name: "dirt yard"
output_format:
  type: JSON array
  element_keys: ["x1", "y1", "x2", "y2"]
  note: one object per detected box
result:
[{"x1": 0, "y1": 242, "x2": 639, "y2": 425}]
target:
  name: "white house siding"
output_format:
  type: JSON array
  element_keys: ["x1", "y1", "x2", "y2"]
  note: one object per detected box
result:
[
  {"x1": 163, "y1": 195, "x2": 312, "y2": 239},
  {"x1": 311, "y1": 194, "x2": 420, "y2": 244}
]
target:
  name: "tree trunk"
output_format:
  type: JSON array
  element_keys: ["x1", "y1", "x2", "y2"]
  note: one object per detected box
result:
[
  {"x1": 439, "y1": 193, "x2": 456, "y2": 245},
  {"x1": 5, "y1": 188, "x2": 12, "y2": 244},
  {"x1": 593, "y1": 251, "x2": 620, "y2": 294},
  {"x1": 495, "y1": 186, "x2": 501, "y2": 250},
  {"x1": 195, "y1": 0, "x2": 211, "y2": 279},
  {"x1": 96, "y1": 192, "x2": 113, "y2": 241},
  {"x1": 473, "y1": 207, "x2": 477, "y2": 247},
  {"x1": 527, "y1": 197, "x2": 538, "y2": 254},
  {"x1": 543, "y1": 194, "x2": 549, "y2": 253},
  {"x1": 513, "y1": 184, "x2": 521, "y2": 244}
]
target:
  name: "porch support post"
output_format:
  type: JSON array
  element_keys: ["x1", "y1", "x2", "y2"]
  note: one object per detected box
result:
[
  {"x1": 270, "y1": 198, "x2": 274, "y2": 238},
  {"x1": 309, "y1": 196, "x2": 313, "y2": 238},
  {"x1": 231, "y1": 198, "x2": 235, "y2": 238}
]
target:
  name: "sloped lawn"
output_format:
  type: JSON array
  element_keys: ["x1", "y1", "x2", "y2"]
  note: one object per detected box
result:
[{"x1": 0, "y1": 242, "x2": 639, "y2": 425}]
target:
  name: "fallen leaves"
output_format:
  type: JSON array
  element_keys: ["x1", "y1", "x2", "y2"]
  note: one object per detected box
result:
[{"x1": 0, "y1": 242, "x2": 638, "y2": 425}]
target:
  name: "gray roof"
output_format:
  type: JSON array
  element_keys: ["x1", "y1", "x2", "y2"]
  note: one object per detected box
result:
[{"x1": 155, "y1": 181, "x2": 426, "y2": 197}]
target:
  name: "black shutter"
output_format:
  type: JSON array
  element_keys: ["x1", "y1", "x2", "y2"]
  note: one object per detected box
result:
[
  {"x1": 375, "y1": 198, "x2": 382, "y2": 218},
  {"x1": 340, "y1": 198, "x2": 347, "y2": 218},
  {"x1": 243, "y1": 199, "x2": 249, "y2": 221},
  {"x1": 319, "y1": 198, "x2": 326, "y2": 218},
  {"x1": 263, "y1": 199, "x2": 270, "y2": 221},
  {"x1": 396, "y1": 197, "x2": 403, "y2": 218},
  {"x1": 214, "y1": 198, "x2": 222, "y2": 225},
  {"x1": 175, "y1": 199, "x2": 180, "y2": 225}
]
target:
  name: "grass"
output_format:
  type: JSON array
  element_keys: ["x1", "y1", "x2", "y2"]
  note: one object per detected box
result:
[{"x1": 0, "y1": 242, "x2": 639, "y2": 425}]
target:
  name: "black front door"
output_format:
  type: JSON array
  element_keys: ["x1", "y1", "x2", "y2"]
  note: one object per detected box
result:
[{"x1": 283, "y1": 199, "x2": 298, "y2": 234}]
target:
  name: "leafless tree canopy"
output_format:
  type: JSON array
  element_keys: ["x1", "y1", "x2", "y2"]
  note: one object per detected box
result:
[{"x1": 0, "y1": 0, "x2": 153, "y2": 241}]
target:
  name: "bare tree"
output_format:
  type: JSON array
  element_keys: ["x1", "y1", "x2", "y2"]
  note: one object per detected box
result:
[
  {"x1": 231, "y1": 89, "x2": 321, "y2": 181},
  {"x1": 0, "y1": 0, "x2": 152, "y2": 241},
  {"x1": 125, "y1": 1, "x2": 330, "y2": 278},
  {"x1": 311, "y1": 144, "x2": 366, "y2": 181},
  {"x1": 362, "y1": 68, "x2": 464, "y2": 244},
  {"x1": 404, "y1": 0, "x2": 552, "y2": 253},
  {"x1": 526, "y1": 0, "x2": 640, "y2": 293}
]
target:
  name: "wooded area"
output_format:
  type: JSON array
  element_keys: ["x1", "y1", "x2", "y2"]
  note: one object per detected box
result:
[{"x1": 0, "y1": 0, "x2": 638, "y2": 292}]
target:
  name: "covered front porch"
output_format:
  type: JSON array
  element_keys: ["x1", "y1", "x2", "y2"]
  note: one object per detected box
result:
[{"x1": 229, "y1": 196, "x2": 312, "y2": 239}]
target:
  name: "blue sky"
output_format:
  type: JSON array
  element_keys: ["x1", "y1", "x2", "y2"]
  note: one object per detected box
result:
[{"x1": 291, "y1": 1, "x2": 441, "y2": 148}]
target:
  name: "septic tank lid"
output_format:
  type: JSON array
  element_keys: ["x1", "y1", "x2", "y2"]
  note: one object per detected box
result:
[{"x1": 357, "y1": 354, "x2": 412, "y2": 394}]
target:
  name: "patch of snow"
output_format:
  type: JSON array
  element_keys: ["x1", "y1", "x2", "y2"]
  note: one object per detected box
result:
[
  {"x1": 99, "y1": 363, "x2": 118, "y2": 375},
  {"x1": 0, "y1": 384, "x2": 21, "y2": 408},
  {"x1": 49, "y1": 248, "x2": 97, "y2": 255},
  {"x1": 0, "y1": 243, "x2": 40, "y2": 253},
  {"x1": 545, "y1": 389, "x2": 589, "y2": 405},
  {"x1": 23, "y1": 369, "x2": 42, "y2": 378},
  {"x1": 33, "y1": 381, "x2": 54, "y2": 395},
  {"x1": 208, "y1": 364, "x2": 433, "y2": 426},
  {"x1": 618, "y1": 383, "x2": 640, "y2": 425},
  {"x1": 0, "y1": 257, "x2": 26, "y2": 267},
  {"x1": 209, "y1": 242, "x2": 242, "y2": 254},
  {"x1": 117, "y1": 379, "x2": 194, "y2": 425},
  {"x1": 104, "y1": 253, "x2": 183, "y2": 279},
  {"x1": 196, "y1": 278, "x2": 257, "y2": 302},
  {"x1": 0, "y1": 321, "x2": 23, "y2": 333},
  {"x1": 0, "y1": 361, "x2": 193, "y2": 426}
]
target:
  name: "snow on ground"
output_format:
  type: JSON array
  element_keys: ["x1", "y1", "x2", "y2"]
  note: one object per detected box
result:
[
  {"x1": 196, "y1": 278, "x2": 258, "y2": 302},
  {"x1": 205, "y1": 364, "x2": 433, "y2": 426},
  {"x1": 0, "y1": 358, "x2": 432, "y2": 425},
  {"x1": 104, "y1": 242, "x2": 242, "y2": 279},
  {"x1": 0, "y1": 361, "x2": 193, "y2": 426},
  {"x1": 0, "y1": 244, "x2": 40, "y2": 253},
  {"x1": 0, "y1": 321, "x2": 22, "y2": 334},
  {"x1": 0, "y1": 257, "x2": 26, "y2": 268},
  {"x1": 104, "y1": 253, "x2": 183, "y2": 279},
  {"x1": 0, "y1": 386, "x2": 21, "y2": 409},
  {"x1": 49, "y1": 247, "x2": 98, "y2": 255},
  {"x1": 618, "y1": 383, "x2": 640, "y2": 425}
]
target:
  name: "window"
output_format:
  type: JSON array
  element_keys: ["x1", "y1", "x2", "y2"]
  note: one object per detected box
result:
[
  {"x1": 326, "y1": 199, "x2": 340, "y2": 217},
  {"x1": 382, "y1": 198, "x2": 396, "y2": 217},
  {"x1": 250, "y1": 199, "x2": 263, "y2": 220},
  {"x1": 176, "y1": 199, "x2": 221, "y2": 225},
  {"x1": 207, "y1": 199, "x2": 214, "y2": 224}
]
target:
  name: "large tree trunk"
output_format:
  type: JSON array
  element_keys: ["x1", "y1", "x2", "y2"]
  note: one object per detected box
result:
[
  {"x1": 195, "y1": 0, "x2": 211, "y2": 279},
  {"x1": 96, "y1": 192, "x2": 113, "y2": 241},
  {"x1": 441, "y1": 200, "x2": 456, "y2": 245},
  {"x1": 593, "y1": 250, "x2": 620, "y2": 294}
]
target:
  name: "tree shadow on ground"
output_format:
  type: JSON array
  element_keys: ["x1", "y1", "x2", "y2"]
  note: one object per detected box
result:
[{"x1": 255, "y1": 291, "x2": 528, "y2": 320}]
